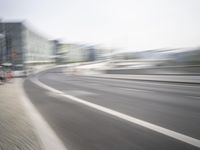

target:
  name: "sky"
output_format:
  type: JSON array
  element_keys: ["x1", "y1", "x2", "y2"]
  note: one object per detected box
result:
[{"x1": 0, "y1": 0, "x2": 200, "y2": 51}]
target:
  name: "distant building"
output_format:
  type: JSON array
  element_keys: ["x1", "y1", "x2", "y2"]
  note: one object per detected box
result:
[
  {"x1": 50, "y1": 40, "x2": 61, "y2": 64},
  {"x1": 83, "y1": 46, "x2": 104, "y2": 61},
  {"x1": 56, "y1": 44, "x2": 108, "y2": 64},
  {"x1": 0, "y1": 22, "x2": 54, "y2": 67},
  {"x1": 57, "y1": 43, "x2": 86, "y2": 63},
  {"x1": 50, "y1": 40, "x2": 60, "y2": 55}
]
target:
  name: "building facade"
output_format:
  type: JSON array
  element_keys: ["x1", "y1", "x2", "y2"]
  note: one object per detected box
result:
[
  {"x1": 0, "y1": 22, "x2": 54, "y2": 67},
  {"x1": 57, "y1": 43, "x2": 86, "y2": 64},
  {"x1": 56, "y1": 43, "x2": 109, "y2": 64}
]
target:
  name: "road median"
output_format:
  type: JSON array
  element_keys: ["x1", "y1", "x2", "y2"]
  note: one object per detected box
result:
[{"x1": 81, "y1": 73, "x2": 200, "y2": 84}]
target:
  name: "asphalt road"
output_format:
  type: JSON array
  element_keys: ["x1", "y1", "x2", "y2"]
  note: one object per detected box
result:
[{"x1": 24, "y1": 68, "x2": 200, "y2": 150}]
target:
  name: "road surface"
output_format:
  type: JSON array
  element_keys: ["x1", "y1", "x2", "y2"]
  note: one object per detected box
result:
[{"x1": 24, "y1": 67, "x2": 200, "y2": 150}]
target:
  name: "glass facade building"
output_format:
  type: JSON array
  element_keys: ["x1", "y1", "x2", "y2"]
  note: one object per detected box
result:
[{"x1": 0, "y1": 22, "x2": 54, "y2": 67}]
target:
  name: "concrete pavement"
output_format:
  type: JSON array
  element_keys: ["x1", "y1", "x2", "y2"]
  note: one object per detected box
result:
[{"x1": 0, "y1": 79, "x2": 42, "y2": 150}]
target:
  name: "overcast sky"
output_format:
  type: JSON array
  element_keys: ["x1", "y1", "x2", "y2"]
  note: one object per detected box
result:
[{"x1": 1, "y1": 0, "x2": 200, "y2": 51}]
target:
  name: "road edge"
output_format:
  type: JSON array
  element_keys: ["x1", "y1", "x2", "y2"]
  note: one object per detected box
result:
[{"x1": 18, "y1": 78, "x2": 68, "y2": 150}]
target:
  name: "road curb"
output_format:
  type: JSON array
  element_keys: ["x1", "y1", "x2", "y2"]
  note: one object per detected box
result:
[
  {"x1": 19, "y1": 79, "x2": 68, "y2": 150},
  {"x1": 0, "y1": 79, "x2": 43, "y2": 150}
]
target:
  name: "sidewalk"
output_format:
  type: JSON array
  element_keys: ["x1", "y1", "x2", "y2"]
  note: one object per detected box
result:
[{"x1": 0, "y1": 79, "x2": 42, "y2": 150}]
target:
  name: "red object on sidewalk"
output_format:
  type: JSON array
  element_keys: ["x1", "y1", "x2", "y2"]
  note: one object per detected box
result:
[{"x1": 6, "y1": 71, "x2": 13, "y2": 81}]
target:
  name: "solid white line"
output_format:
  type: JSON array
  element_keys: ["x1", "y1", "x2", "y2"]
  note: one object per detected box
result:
[
  {"x1": 31, "y1": 77, "x2": 200, "y2": 148},
  {"x1": 19, "y1": 79, "x2": 68, "y2": 150}
]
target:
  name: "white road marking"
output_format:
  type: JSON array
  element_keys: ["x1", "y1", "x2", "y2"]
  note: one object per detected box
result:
[
  {"x1": 19, "y1": 79, "x2": 68, "y2": 150},
  {"x1": 63, "y1": 90, "x2": 97, "y2": 96},
  {"x1": 31, "y1": 77, "x2": 200, "y2": 148}
]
